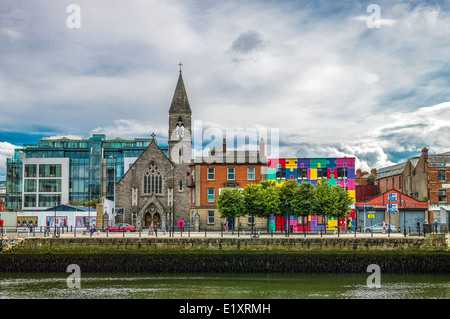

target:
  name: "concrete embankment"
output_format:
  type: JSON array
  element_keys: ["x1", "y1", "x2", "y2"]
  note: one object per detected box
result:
[{"x1": 1, "y1": 235, "x2": 448, "y2": 273}]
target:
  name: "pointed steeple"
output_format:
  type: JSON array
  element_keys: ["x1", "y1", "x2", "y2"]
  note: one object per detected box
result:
[{"x1": 169, "y1": 66, "x2": 191, "y2": 114}]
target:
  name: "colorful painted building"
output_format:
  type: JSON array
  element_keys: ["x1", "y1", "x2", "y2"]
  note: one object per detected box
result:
[{"x1": 267, "y1": 157, "x2": 356, "y2": 233}]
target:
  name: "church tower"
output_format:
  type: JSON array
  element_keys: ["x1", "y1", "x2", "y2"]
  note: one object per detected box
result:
[{"x1": 168, "y1": 65, "x2": 192, "y2": 164}]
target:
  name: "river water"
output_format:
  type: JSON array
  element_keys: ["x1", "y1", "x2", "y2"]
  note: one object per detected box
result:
[{"x1": 0, "y1": 272, "x2": 448, "y2": 299}]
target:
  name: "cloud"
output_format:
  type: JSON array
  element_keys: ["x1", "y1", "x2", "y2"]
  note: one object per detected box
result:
[{"x1": 0, "y1": 142, "x2": 18, "y2": 180}]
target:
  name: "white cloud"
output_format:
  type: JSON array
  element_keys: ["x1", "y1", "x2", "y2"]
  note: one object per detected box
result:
[{"x1": 0, "y1": 142, "x2": 18, "y2": 180}]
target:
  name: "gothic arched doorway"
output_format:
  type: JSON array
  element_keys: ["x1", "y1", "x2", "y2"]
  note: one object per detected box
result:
[{"x1": 144, "y1": 204, "x2": 161, "y2": 228}]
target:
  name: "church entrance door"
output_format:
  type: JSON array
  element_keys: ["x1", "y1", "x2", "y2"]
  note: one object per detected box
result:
[
  {"x1": 144, "y1": 213, "x2": 152, "y2": 228},
  {"x1": 153, "y1": 213, "x2": 161, "y2": 227}
]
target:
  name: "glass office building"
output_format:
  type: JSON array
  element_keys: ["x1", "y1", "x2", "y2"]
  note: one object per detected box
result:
[{"x1": 6, "y1": 134, "x2": 168, "y2": 211}]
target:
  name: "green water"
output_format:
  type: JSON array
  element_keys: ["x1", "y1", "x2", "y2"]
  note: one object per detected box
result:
[{"x1": 0, "y1": 273, "x2": 448, "y2": 299}]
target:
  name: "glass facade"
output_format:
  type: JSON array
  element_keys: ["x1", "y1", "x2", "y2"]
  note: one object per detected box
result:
[{"x1": 6, "y1": 134, "x2": 168, "y2": 210}]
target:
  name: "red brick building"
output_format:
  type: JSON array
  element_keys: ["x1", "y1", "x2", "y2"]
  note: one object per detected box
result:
[
  {"x1": 189, "y1": 140, "x2": 266, "y2": 230},
  {"x1": 374, "y1": 162, "x2": 406, "y2": 194}
]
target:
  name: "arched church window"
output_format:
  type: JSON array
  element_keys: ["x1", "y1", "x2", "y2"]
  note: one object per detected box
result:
[{"x1": 144, "y1": 162, "x2": 163, "y2": 194}]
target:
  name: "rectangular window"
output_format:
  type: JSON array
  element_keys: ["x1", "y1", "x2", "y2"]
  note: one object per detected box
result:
[
  {"x1": 207, "y1": 167, "x2": 215, "y2": 180},
  {"x1": 438, "y1": 189, "x2": 447, "y2": 202},
  {"x1": 39, "y1": 164, "x2": 61, "y2": 177},
  {"x1": 207, "y1": 210, "x2": 215, "y2": 225},
  {"x1": 24, "y1": 165, "x2": 36, "y2": 178},
  {"x1": 438, "y1": 169, "x2": 446, "y2": 182},
  {"x1": 207, "y1": 188, "x2": 215, "y2": 203},
  {"x1": 299, "y1": 168, "x2": 308, "y2": 180},
  {"x1": 317, "y1": 168, "x2": 327, "y2": 179},
  {"x1": 24, "y1": 179, "x2": 36, "y2": 192},
  {"x1": 276, "y1": 168, "x2": 286, "y2": 180},
  {"x1": 23, "y1": 194, "x2": 36, "y2": 208},
  {"x1": 39, "y1": 179, "x2": 61, "y2": 192},
  {"x1": 38, "y1": 194, "x2": 61, "y2": 207},
  {"x1": 247, "y1": 167, "x2": 255, "y2": 180},
  {"x1": 227, "y1": 167, "x2": 235, "y2": 180},
  {"x1": 248, "y1": 215, "x2": 255, "y2": 225},
  {"x1": 337, "y1": 167, "x2": 348, "y2": 179}
]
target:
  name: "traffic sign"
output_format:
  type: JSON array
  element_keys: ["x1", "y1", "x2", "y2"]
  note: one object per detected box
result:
[{"x1": 367, "y1": 214, "x2": 375, "y2": 219}]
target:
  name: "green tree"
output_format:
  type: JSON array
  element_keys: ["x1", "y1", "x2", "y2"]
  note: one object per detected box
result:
[
  {"x1": 329, "y1": 185, "x2": 354, "y2": 235},
  {"x1": 217, "y1": 188, "x2": 246, "y2": 231},
  {"x1": 277, "y1": 180, "x2": 299, "y2": 232},
  {"x1": 366, "y1": 174, "x2": 376, "y2": 185},
  {"x1": 292, "y1": 181, "x2": 317, "y2": 234},
  {"x1": 315, "y1": 179, "x2": 333, "y2": 232}
]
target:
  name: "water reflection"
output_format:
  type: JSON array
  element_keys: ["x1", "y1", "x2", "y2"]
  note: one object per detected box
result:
[{"x1": 0, "y1": 273, "x2": 448, "y2": 299}]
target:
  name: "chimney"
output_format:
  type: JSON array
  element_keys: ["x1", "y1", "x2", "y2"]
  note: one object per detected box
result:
[
  {"x1": 422, "y1": 147, "x2": 428, "y2": 172},
  {"x1": 222, "y1": 138, "x2": 226, "y2": 153},
  {"x1": 356, "y1": 168, "x2": 362, "y2": 178},
  {"x1": 371, "y1": 168, "x2": 377, "y2": 177}
]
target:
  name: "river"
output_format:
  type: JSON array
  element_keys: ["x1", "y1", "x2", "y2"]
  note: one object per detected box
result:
[{"x1": 0, "y1": 272, "x2": 448, "y2": 299}]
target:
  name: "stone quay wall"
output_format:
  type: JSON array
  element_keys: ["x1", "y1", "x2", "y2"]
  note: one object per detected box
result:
[{"x1": 1, "y1": 235, "x2": 448, "y2": 273}]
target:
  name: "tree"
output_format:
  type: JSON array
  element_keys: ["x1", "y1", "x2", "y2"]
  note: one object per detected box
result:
[
  {"x1": 277, "y1": 180, "x2": 299, "y2": 232},
  {"x1": 329, "y1": 185, "x2": 354, "y2": 235},
  {"x1": 315, "y1": 179, "x2": 333, "y2": 232},
  {"x1": 292, "y1": 181, "x2": 317, "y2": 234},
  {"x1": 243, "y1": 183, "x2": 264, "y2": 232},
  {"x1": 217, "y1": 188, "x2": 245, "y2": 231},
  {"x1": 366, "y1": 174, "x2": 376, "y2": 185}
]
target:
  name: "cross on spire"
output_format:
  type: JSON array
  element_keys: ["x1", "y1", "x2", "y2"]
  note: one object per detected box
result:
[
  {"x1": 178, "y1": 62, "x2": 183, "y2": 73},
  {"x1": 151, "y1": 132, "x2": 156, "y2": 140}
]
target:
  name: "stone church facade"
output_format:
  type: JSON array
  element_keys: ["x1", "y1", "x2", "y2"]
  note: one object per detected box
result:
[{"x1": 115, "y1": 70, "x2": 192, "y2": 230}]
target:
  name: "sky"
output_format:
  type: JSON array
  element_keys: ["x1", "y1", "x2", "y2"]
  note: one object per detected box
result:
[{"x1": 1, "y1": 0, "x2": 450, "y2": 180}]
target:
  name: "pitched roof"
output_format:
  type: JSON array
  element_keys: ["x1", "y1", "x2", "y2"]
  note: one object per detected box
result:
[{"x1": 169, "y1": 71, "x2": 191, "y2": 114}]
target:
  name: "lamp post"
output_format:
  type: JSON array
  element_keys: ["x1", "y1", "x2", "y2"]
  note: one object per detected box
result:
[
  {"x1": 403, "y1": 199, "x2": 406, "y2": 237},
  {"x1": 53, "y1": 200, "x2": 58, "y2": 238},
  {"x1": 284, "y1": 200, "x2": 289, "y2": 237}
]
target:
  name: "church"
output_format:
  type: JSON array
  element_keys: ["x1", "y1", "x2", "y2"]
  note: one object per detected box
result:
[{"x1": 115, "y1": 69, "x2": 192, "y2": 230}]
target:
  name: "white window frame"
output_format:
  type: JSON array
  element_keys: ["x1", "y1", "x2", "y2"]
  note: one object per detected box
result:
[
  {"x1": 227, "y1": 167, "x2": 235, "y2": 180},
  {"x1": 207, "y1": 167, "x2": 215, "y2": 180},
  {"x1": 247, "y1": 167, "x2": 255, "y2": 180},
  {"x1": 207, "y1": 210, "x2": 215, "y2": 225},
  {"x1": 207, "y1": 188, "x2": 215, "y2": 203}
]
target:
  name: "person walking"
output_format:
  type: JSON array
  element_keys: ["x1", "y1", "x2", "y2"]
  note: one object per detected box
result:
[{"x1": 434, "y1": 220, "x2": 439, "y2": 233}]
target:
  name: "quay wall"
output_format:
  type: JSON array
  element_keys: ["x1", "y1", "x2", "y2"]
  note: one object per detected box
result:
[{"x1": 1, "y1": 236, "x2": 448, "y2": 273}]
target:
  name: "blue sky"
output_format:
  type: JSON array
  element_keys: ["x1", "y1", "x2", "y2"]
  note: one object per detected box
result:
[{"x1": 1, "y1": 0, "x2": 450, "y2": 180}]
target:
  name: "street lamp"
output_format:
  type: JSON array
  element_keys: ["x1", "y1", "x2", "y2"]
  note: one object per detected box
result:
[
  {"x1": 284, "y1": 200, "x2": 289, "y2": 237},
  {"x1": 53, "y1": 200, "x2": 59, "y2": 238},
  {"x1": 403, "y1": 199, "x2": 406, "y2": 237}
]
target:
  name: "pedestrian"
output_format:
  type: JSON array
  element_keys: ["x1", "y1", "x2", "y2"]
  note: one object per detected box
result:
[
  {"x1": 225, "y1": 221, "x2": 229, "y2": 232},
  {"x1": 382, "y1": 221, "x2": 386, "y2": 234},
  {"x1": 417, "y1": 219, "x2": 420, "y2": 232},
  {"x1": 434, "y1": 220, "x2": 439, "y2": 233}
]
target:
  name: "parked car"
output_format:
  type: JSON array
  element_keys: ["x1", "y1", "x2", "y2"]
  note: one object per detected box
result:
[
  {"x1": 103, "y1": 223, "x2": 136, "y2": 232},
  {"x1": 364, "y1": 223, "x2": 397, "y2": 233}
]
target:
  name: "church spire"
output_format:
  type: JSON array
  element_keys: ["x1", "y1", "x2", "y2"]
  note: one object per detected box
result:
[{"x1": 169, "y1": 64, "x2": 191, "y2": 114}]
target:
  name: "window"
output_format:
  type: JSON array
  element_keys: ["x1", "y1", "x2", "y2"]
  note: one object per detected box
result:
[
  {"x1": 227, "y1": 167, "x2": 235, "y2": 180},
  {"x1": 207, "y1": 167, "x2": 215, "y2": 180},
  {"x1": 23, "y1": 194, "x2": 36, "y2": 207},
  {"x1": 248, "y1": 215, "x2": 255, "y2": 225},
  {"x1": 24, "y1": 165, "x2": 36, "y2": 178},
  {"x1": 191, "y1": 189, "x2": 195, "y2": 204},
  {"x1": 438, "y1": 189, "x2": 447, "y2": 202},
  {"x1": 438, "y1": 169, "x2": 446, "y2": 182},
  {"x1": 276, "y1": 168, "x2": 286, "y2": 179},
  {"x1": 38, "y1": 194, "x2": 61, "y2": 207},
  {"x1": 24, "y1": 179, "x2": 36, "y2": 192},
  {"x1": 39, "y1": 164, "x2": 61, "y2": 177},
  {"x1": 299, "y1": 168, "x2": 308, "y2": 180},
  {"x1": 247, "y1": 167, "x2": 255, "y2": 180},
  {"x1": 337, "y1": 167, "x2": 348, "y2": 179},
  {"x1": 207, "y1": 210, "x2": 215, "y2": 224},
  {"x1": 207, "y1": 188, "x2": 215, "y2": 203},
  {"x1": 317, "y1": 168, "x2": 327, "y2": 179},
  {"x1": 179, "y1": 180, "x2": 183, "y2": 191},
  {"x1": 39, "y1": 180, "x2": 61, "y2": 192},
  {"x1": 143, "y1": 162, "x2": 162, "y2": 194}
]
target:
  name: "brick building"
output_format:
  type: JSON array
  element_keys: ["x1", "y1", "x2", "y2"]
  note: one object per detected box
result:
[
  {"x1": 189, "y1": 139, "x2": 267, "y2": 230},
  {"x1": 355, "y1": 168, "x2": 378, "y2": 201},
  {"x1": 374, "y1": 162, "x2": 406, "y2": 195},
  {"x1": 404, "y1": 147, "x2": 450, "y2": 229}
]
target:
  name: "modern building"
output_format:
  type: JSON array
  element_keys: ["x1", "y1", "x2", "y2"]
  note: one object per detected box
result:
[
  {"x1": 267, "y1": 157, "x2": 356, "y2": 232},
  {"x1": 189, "y1": 139, "x2": 267, "y2": 230},
  {"x1": 6, "y1": 134, "x2": 168, "y2": 211}
]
